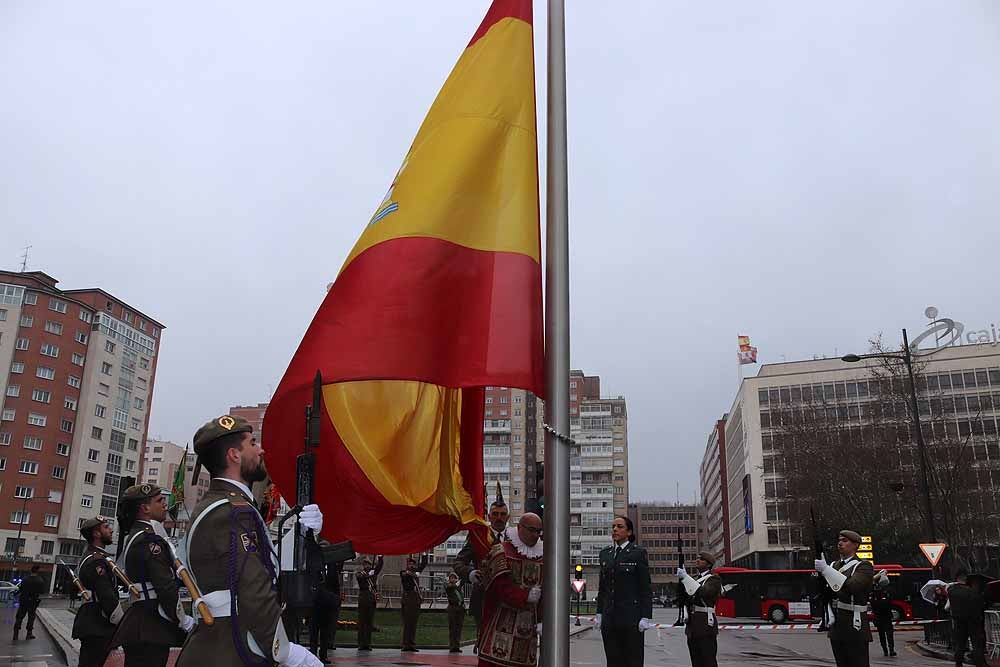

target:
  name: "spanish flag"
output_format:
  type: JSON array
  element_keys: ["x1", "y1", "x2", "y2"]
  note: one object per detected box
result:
[{"x1": 263, "y1": 0, "x2": 542, "y2": 555}]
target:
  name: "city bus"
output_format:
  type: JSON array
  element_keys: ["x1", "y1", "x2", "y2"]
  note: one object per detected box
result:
[{"x1": 714, "y1": 565, "x2": 934, "y2": 623}]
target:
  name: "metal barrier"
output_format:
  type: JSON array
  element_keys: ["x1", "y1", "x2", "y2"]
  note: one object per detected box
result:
[{"x1": 986, "y1": 610, "x2": 1000, "y2": 661}]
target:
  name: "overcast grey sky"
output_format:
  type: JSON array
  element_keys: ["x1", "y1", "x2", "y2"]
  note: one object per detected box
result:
[{"x1": 3, "y1": 1, "x2": 999, "y2": 502}]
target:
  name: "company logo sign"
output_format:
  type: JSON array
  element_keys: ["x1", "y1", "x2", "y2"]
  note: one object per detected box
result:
[{"x1": 910, "y1": 306, "x2": 1000, "y2": 354}]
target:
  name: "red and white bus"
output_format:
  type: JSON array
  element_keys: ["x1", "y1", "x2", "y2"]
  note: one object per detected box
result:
[{"x1": 714, "y1": 564, "x2": 934, "y2": 623}]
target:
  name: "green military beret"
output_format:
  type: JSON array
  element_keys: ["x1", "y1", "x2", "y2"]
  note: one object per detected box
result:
[
  {"x1": 79, "y1": 515, "x2": 109, "y2": 539},
  {"x1": 697, "y1": 551, "x2": 716, "y2": 566},
  {"x1": 121, "y1": 483, "x2": 164, "y2": 502},
  {"x1": 193, "y1": 415, "x2": 253, "y2": 456},
  {"x1": 839, "y1": 529, "x2": 863, "y2": 545}
]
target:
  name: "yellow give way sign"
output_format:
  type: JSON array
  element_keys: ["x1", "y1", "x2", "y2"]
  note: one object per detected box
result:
[{"x1": 919, "y1": 543, "x2": 947, "y2": 567}]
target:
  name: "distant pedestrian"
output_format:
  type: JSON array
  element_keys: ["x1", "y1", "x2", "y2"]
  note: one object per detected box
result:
[
  {"x1": 870, "y1": 571, "x2": 895, "y2": 657},
  {"x1": 13, "y1": 565, "x2": 45, "y2": 641},
  {"x1": 446, "y1": 572, "x2": 466, "y2": 653}
]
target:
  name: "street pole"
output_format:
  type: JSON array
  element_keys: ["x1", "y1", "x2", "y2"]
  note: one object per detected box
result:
[
  {"x1": 902, "y1": 328, "x2": 937, "y2": 543},
  {"x1": 543, "y1": 0, "x2": 571, "y2": 664},
  {"x1": 13, "y1": 495, "x2": 28, "y2": 570}
]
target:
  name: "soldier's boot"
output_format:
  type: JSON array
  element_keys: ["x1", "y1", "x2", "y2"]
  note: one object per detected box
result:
[{"x1": 11, "y1": 628, "x2": 18, "y2": 641}]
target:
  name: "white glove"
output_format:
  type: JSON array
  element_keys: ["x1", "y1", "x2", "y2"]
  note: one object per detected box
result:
[
  {"x1": 469, "y1": 569, "x2": 482, "y2": 586},
  {"x1": 527, "y1": 586, "x2": 541, "y2": 604},
  {"x1": 676, "y1": 567, "x2": 688, "y2": 580},
  {"x1": 284, "y1": 642, "x2": 322, "y2": 667},
  {"x1": 814, "y1": 559, "x2": 828, "y2": 573},
  {"x1": 638, "y1": 618, "x2": 655, "y2": 632},
  {"x1": 535, "y1": 622, "x2": 542, "y2": 635},
  {"x1": 179, "y1": 613, "x2": 196, "y2": 633},
  {"x1": 593, "y1": 613, "x2": 602, "y2": 628},
  {"x1": 299, "y1": 504, "x2": 323, "y2": 535}
]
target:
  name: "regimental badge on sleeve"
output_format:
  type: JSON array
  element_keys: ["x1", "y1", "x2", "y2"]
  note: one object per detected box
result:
[
  {"x1": 148, "y1": 543, "x2": 162, "y2": 556},
  {"x1": 240, "y1": 532, "x2": 259, "y2": 553}
]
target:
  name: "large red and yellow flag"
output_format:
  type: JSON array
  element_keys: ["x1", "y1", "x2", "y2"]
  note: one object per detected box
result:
[{"x1": 263, "y1": 0, "x2": 542, "y2": 555}]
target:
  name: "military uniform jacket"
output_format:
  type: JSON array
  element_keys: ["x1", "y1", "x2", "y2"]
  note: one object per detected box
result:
[
  {"x1": 176, "y1": 478, "x2": 289, "y2": 667},
  {"x1": 111, "y1": 520, "x2": 186, "y2": 648},
  {"x1": 356, "y1": 558, "x2": 384, "y2": 595},
  {"x1": 827, "y1": 557, "x2": 873, "y2": 641},
  {"x1": 596, "y1": 542, "x2": 653, "y2": 629},
  {"x1": 684, "y1": 570, "x2": 722, "y2": 639},
  {"x1": 400, "y1": 559, "x2": 427, "y2": 600},
  {"x1": 72, "y1": 545, "x2": 124, "y2": 640},
  {"x1": 453, "y1": 528, "x2": 504, "y2": 618}
]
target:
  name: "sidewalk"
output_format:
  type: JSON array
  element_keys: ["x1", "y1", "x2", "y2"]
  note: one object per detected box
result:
[{"x1": 37, "y1": 600, "x2": 591, "y2": 666}]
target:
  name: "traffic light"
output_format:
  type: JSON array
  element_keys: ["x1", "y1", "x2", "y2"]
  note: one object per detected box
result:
[{"x1": 575, "y1": 564, "x2": 583, "y2": 580}]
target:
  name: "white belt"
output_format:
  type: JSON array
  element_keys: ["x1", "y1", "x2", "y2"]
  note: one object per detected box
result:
[
  {"x1": 194, "y1": 589, "x2": 233, "y2": 619},
  {"x1": 834, "y1": 600, "x2": 868, "y2": 630},
  {"x1": 138, "y1": 588, "x2": 158, "y2": 601},
  {"x1": 693, "y1": 605, "x2": 716, "y2": 626}
]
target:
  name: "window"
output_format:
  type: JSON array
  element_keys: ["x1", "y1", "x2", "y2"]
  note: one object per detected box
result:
[
  {"x1": 134, "y1": 398, "x2": 144, "y2": 411},
  {"x1": 27, "y1": 413, "x2": 46, "y2": 427},
  {"x1": 56, "y1": 443, "x2": 70, "y2": 457},
  {"x1": 153, "y1": 446, "x2": 163, "y2": 453},
  {"x1": 36, "y1": 366, "x2": 55, "y2": 380},
  {"x1": 79, "y1": 309, "x2": 92, "y2": 323},
  {"x1": 51, "y1": 465, "x2": 65, "y2": 480},
  {"x1": 84, "y1": 472, "x2": 96, "y2": 485},
  {"x1": 19, "y1": 461, "x2": 38, "y2": 475},
  {"x1": 48, "y1": 298, "x2": 67, "y2": 313},
  {"x1": 1, "y1": 409, "x2": 14, "y2": 421},
  {"x1": 23, "y1": 436, "x2": 42, "y2": 451},
  {"x1": 148, "y1": 467, "x2": 159, "y2": 476},
  {"x1": 44, "y1": 321, "x2": 63, "y2": 335},
  {"x1": 127, "y1": 438, "x2": 139, "y2": 452},
  {"x1": 22, "y1": 292, "x2": 36, "y2": 305},
  {"x1": 131, "y1": 417, "x2": 141, "y2": 430},
  {"x1": 0, "y1": 457, "x2": 5, "y2": 470},
  {"x1": 91, "y1": 427, "x2": 103, "y2": 440},
  {"x1": 98, "y1": 383, "x2": 110, "y2": 396},
  {"x1": 10, "y1": 362, "x2": 24, "y2": 374},
  {"x1": 64, "y1": 397, "x2": 77, "y2": 411},
  {"x1": 68, "y1": 375, "x2": 81, "y2": 388},
  {"x1": 140, "y1": 357, "x2": 150, "y2": 370},
  {"x1": 75, "y1": 331, "x2": 88, "y2": 344},
  {"x1": 40, "y1": 343, "x2": 59, "y2": 358},
  {"x1": 31, "y1": 389, "x2": 51, "y2": 404},
  {"x1": 40, "y1": 540, "x2": 54, "y2": 554},
  {"x1": 10, "y1": 512, "x2": 29, "y2": 525},
  {"x1": 71, "y1": 353, "x2": 84, "y2": 366},
  {"x1": 20, "y1": 315, "x2": 33, "y2": 327},
  {"x1": 60, "y1": 418, "x2": 73, "y2": 433},
  {"x1": 95, "y1": 405, "x2": 106, "y2": 418},
  {"x1": 43, "y1": 515, "x2": 57, "y2": 529},
  {"x1": 0, "y1": 434, "x2": 8, "y2": 446},
  {"x1": 101, "y1": 362, "x2": 113, "y2": 375},
  {"x1": 15, "y1": 337, "x2": 29, "y2": 350},
  {"x1": 88, "y1": 448, "x2": 100, "y2": 462},
  {"x1": 107, "y1": 453, "x2": 122, "y2": 473},
  {"x1": 122, "y1": 310, "x2": 132, "y2": 324},
  {"x1": 5, "y1": 385, "x2": 19, "y2": 398},
  {"x1": 81, "y1": 495, "x2": 93, "y2": 508},
  {"x1": 0, "y1": 308, "x2": 5, "y2": 321},
  {"x1": 125, "y1": 459, "x2": 136, "y2": 472},
  {"x1": 14, "y1": 486, "x2": 33, "y2": 499}
]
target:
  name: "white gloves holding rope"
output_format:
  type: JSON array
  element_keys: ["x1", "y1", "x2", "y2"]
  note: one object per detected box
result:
[{"x1": 298, "y1": 504, "x2": 323, "y2": 535}]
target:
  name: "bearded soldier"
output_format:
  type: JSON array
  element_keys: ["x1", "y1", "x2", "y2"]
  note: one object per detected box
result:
[
  {"x1": 110, "y1": 484, "x2": 193, "y2": 667},
  {"x1": 175, "y1": 415, "x2": 323, "y2": 667},
  {"x1": 72, "y1": 517, "x2": 125, "y2": 667},
  {"x1": 815, "y1": 529, "x2": 874, "y2": 667},
  {"x1": 677, "y1": 552, "x2": 722, "y2": 667}
]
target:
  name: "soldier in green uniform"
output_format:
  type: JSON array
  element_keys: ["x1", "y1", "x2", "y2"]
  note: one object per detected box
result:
[
  {"x1": 399, "y1": 554, "x2": 428, "y2": 652},
  {"x1": 596, "y1": 516, "x2": 654, "y2": 667},
  {"x1": 355, "y1": 555, "x2": 384, "y2": 652},
  {"x1": 111, "y1": 484, "x2": 194, "y2": 667},
  {"x1": 453, "y1": 489, "x2": 509, "y2": 652},
  {"x1": 72, "y1": 516, "x2": 125, "y2": 667},
  {"x1": 445, "y1": 573, "x2": 465, "y2": 653},
  {"x1": 12, "y1": 565, "x2": 46, "y2": 641},
  {"x1": 175, "y1": 415, "x2": 323, "y2": 667},
  {"x1": 677, "y1": 551, "x2": 722, "y2": 667},
  {"x1": 815, "y1": 529, "x2": 874, "y2": 667}
]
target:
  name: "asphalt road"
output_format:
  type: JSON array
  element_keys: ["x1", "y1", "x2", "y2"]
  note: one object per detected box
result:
[{"x1": 0, "y1": 599, "x2": 63, "y2": 667}]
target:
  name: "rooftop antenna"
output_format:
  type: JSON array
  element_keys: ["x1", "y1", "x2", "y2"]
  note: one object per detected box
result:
[{"x1": 19, "y1": 245, "x2": 31, "y2": 272}]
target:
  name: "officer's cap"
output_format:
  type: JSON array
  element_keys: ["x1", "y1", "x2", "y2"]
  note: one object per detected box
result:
[
  {"x1": 191, "y1": 415, "x2": 254, "y2": 483},
  {"x1": 79, "y1": 515, "x2": 109, "y2": 539},
  {"x1": 697, "y1": 551, "x2": 716, "y2": 566},
  {"x1": 120, "y1": 483, "x2": 164, "y2": 503},
  {"x1": 838, "y1": 529, "x2": 863, "y2": 545}
]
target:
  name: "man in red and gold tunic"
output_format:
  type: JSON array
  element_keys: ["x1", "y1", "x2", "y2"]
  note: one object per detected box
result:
[{"x1": 478, "y1": 512, "x2": 543, "y2": 667}]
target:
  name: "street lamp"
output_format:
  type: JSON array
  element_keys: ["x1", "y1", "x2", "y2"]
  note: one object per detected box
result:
[
  {"x1": 11, "y1": 492, "x2": 57, "y2": 569},
  {"x1": 842, "y1": 328, "x2": 936, "y2": 542}
]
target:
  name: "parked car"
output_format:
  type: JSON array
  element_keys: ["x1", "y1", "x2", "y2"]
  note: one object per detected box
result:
[{"x1": 0, "y1": 581, "x2": 20, "y2": 592}]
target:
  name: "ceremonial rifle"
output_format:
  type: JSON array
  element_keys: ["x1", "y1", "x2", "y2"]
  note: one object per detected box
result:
[
  {"x1": 674, "y1": 526, "x2": 687, "y2": 626},
  {"x1": 811, "y1": 507, "x2": 833, "y2": 631},
  {"x1": 58, "y1": 559, "x2": 91, "y2": 602}
]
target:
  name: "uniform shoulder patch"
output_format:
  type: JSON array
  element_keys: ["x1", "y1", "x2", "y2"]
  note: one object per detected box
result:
[
  {"x1": 148, "y1": 542, "x2": 162, "y2": 556},
  {"x1": 240, "y1": 532, "x2": 259, "y2": 552},
  {"x1": 96, "y1": 565, "x2": 105, "y2": 576}
]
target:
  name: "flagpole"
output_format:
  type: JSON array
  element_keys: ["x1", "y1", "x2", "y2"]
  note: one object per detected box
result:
[{"x1": 543, "y1": 0, "x2": 570, "y2": 665}]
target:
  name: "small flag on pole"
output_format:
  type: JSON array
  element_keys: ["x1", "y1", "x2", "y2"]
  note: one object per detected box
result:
[
  {"x1": 738, "y1": 335, "x2": 758, "y2": 365},
  {"x1": 168, "y1": 447, "x2": 187, "y2": 520}
]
